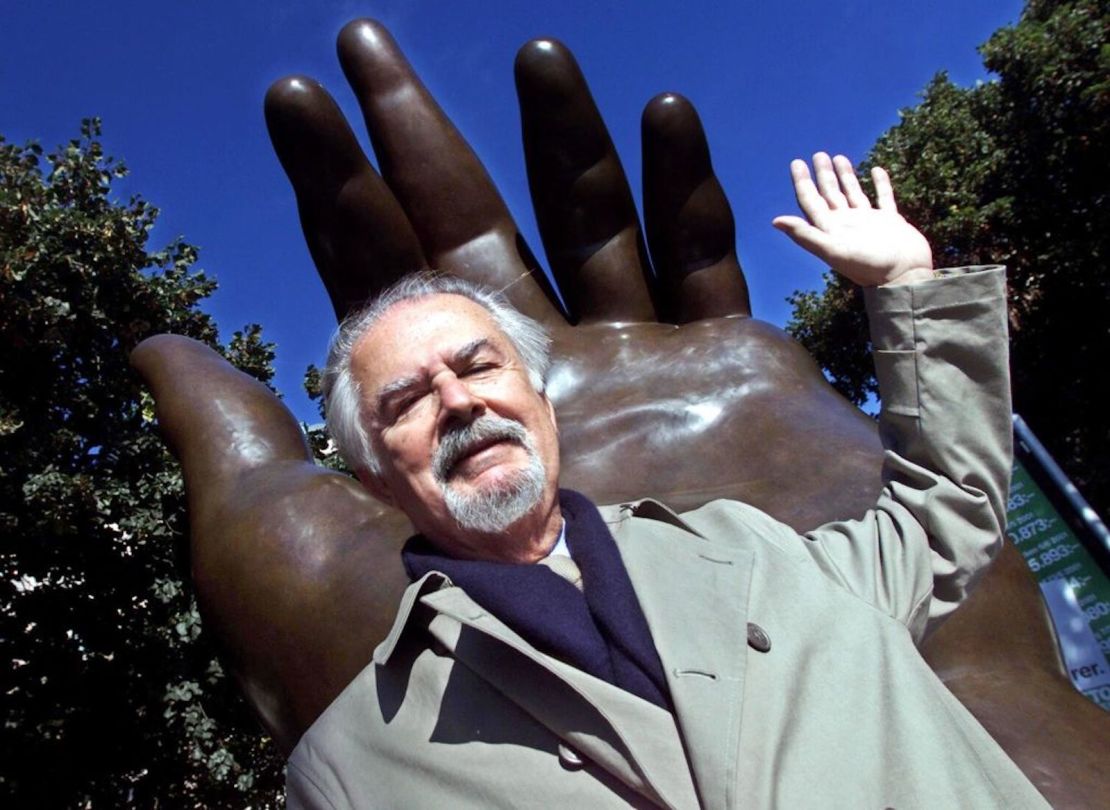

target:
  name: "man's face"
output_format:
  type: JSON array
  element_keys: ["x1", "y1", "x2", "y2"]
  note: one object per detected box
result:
[{"x1": 349, "y1": 294, "x2": 560, "y2": 560}]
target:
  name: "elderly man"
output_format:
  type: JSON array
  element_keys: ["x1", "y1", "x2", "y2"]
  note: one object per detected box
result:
[{"x1": 284, "y1": 155, "x2": 1047, "y2": 808}]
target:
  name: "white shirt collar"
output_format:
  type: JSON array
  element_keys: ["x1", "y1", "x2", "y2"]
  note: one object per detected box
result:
[{"x1": 544, "y1": 519, "x2": 570, "y2": 559}]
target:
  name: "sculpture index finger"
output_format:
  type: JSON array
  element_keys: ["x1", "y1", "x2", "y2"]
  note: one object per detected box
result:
[
  {"x1": 337, "y1": 19, "x2": 563, "y2": 325},
  {"x1": 265, "y1": 76, "x2": 426, "y2": 321}
]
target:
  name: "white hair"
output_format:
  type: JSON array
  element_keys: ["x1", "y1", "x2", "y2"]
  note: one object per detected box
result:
[{"x1": 322, "y1": 273, "x2": 552, "y2": 477}]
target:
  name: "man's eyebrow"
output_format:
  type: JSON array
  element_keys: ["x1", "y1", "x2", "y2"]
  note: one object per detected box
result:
[{"x1": 453, "y1": 338, "x2": 499, "y2": 365}]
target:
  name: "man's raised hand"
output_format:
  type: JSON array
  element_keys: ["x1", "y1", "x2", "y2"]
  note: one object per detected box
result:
[{"x1": 772, "y1": 152, "x2": 934, "y2": 287}]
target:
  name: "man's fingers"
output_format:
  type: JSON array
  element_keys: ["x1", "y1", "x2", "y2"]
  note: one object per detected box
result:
[
  {"x1": 871, "y1": 166, "x2": 898, "y2": 211},
  {"x1": 265, "y1": 76, "x2": 426, "y2": 320},
  {"x1": 789, "y1": 159, "x2": 831, "y2": 229},
  {"x1": 771, "y1": 215, "x2": 837, "y2": 263},
  {"x1": 642, "y1": 93, "x2": 750, "y2": 322},
  {"x1": 812, "y1": 152, "x2": 849, "y2": 210},
  {"x1": 514, "y1": 39, "x2": 656, "y2": 324},
  {"x1": 337, "y1": 19, "x2": 563, "y2": 324},
  {"x1": 833, "y1": 155, "x2": 871, "y2": 209}
]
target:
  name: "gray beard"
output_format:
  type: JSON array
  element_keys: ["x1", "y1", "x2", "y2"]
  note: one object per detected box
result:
[{"x1": 433, "y1": 414, "x2": 546, "y2": 534}]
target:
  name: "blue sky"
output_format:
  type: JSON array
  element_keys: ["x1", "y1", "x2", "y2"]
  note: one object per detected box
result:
[{"x1": 2, "y1": 1, "x2": 1025, "y2": 423}]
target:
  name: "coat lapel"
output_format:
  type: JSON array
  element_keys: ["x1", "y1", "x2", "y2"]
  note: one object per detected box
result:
[
  {"x1": 421, "y1": 586, "x2": 700, "y2": 810},
  {"x1": 609, "y1": 500, "x2": 754, "y2": 810}
]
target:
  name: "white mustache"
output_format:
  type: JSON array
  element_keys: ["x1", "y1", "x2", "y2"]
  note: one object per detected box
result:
[{"x1": 433, "y1": 414, "x2": 530, "y2": 483}]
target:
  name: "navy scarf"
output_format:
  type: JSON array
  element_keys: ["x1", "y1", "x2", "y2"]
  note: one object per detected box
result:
[{"x1": 402, "y1": 489, "x2": 670, "y2": 709}]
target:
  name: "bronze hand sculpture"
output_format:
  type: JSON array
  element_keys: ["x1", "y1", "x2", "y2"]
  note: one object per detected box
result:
[{"x1": 132, "y1": 19, "x2": 1105, "y2": 805}]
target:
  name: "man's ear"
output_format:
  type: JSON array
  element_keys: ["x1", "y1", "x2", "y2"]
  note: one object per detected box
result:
[
  {"x1": 356, "y1": 468, "x2": 395, "y2": 506},
  {"x1": 543, "y1": 392, "x2": 558, "y2": 434}
]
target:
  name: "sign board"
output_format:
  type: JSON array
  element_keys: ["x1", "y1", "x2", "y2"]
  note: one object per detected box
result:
[{"x1": 1006, "y1": 458, "x2": 1110, "y2": 709}]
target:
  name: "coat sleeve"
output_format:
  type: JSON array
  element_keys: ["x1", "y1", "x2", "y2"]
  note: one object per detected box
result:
[{"x1": 800, "y1": 266, "x2": 1012, "y2": 643}]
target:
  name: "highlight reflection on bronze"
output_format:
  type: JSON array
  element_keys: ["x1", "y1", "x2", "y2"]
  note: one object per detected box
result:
[{"x1": 131, "y1": 19, "x2": 1105, "y2": 805}]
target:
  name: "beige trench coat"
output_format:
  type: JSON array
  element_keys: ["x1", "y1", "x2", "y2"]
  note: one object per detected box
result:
[{"x1": 287, "y1": 268, "x2": 1049, "y2": 809}]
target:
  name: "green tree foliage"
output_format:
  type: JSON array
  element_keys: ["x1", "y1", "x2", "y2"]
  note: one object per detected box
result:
[
  {"x1": 1, "y1": 121, "x2": 284, "y2": 806},
  {"x1": 787, "y1": 0, "x2": 1109, "y2": 515}
]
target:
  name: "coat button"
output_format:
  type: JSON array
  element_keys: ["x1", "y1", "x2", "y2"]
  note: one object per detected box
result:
[
  {"x1": 747, "y1": 622, "x2": 771, "y2": 653},
  {"x1": 558, "y1": 742, "x2": 586, "y2": 770}
]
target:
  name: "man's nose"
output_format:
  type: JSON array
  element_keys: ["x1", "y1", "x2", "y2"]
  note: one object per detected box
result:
[{"x1": 437, "y1": 374, "x2": 485, "y2": 423}]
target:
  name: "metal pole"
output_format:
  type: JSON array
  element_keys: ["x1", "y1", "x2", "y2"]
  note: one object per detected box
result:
[{"x1": 1013, "y1": 413, "x2": 1110, "y2": 566}]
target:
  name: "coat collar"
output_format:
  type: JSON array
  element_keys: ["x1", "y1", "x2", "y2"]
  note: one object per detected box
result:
[
  {"x1": 374, "y1": 498, "x2": 753, "y2": 810},
  {"x1": 424, "y1": 586, "x2": 699, "y2": 809},
  {"x1": 374, "y1": 568, "x2": 698, "y2": 808}
]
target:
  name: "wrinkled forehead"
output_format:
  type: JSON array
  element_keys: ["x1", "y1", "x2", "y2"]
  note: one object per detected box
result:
[{"x1": 350, "y1": 293, "x2": 513, "y2": 383}]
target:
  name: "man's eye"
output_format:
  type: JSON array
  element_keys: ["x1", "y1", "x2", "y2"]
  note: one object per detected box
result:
[
  {"x1": 463, "y1": 362, "x2": 496, "y2": 376},
  {"x1": 396, "y1": 394, "x2": 421, "y2": 415},
  {"x1": 386, "y1": 394, "x2": 421, "y2": 423}
]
